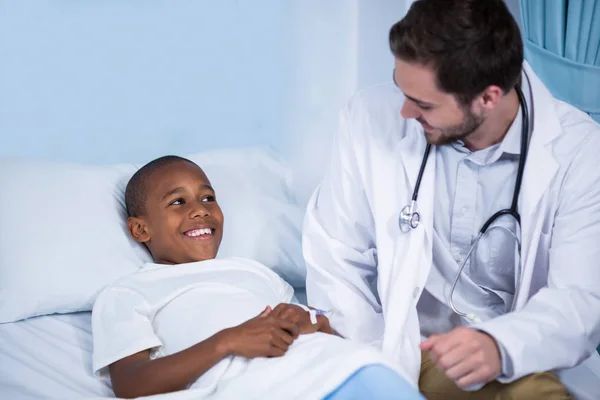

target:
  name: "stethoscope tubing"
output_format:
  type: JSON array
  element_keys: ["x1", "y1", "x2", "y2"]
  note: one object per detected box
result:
[{"x1": 399, "y1": 82, "x2": 531, "y2": 323}]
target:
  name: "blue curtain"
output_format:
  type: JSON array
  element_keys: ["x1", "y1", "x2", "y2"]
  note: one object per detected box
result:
[{"x1": 520, "y1": 0, "x2": 600, "y2": 122}]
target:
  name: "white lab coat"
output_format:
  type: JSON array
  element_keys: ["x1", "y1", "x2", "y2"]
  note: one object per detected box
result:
[{"x1": 303, "y1": 63, "x2": 600, "y2": 399}]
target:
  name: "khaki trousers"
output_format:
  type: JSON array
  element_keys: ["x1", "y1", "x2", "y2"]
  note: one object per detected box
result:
[{"x1": 419, "y1": 351, "x2": 572, "y2": 400}]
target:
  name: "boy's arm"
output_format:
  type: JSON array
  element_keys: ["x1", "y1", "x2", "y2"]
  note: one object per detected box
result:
[
  {"x1": 315, "y1": 316, "x2": 338, "y2": 336},
  {"x1": 315, "y1": 314, "x2": 338, "y2": 336},
  {"x1": 109, "y1": 331, "x2": 228, "y2": 399},
  {"x1": 270, "y1": 303, "x2": 339, "y2": 336},
  {"x1": 108, "y1": 307, "x2": 300, "y2": 399}
]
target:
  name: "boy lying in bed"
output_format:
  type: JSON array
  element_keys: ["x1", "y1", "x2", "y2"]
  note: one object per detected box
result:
[{"x1": 92, "y1": 155, "x2": 424, "y2": 400}]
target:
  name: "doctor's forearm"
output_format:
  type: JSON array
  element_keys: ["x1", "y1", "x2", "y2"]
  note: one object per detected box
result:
[{"x1": 475, "y1": 288, "x2": 600, "y2": 380}]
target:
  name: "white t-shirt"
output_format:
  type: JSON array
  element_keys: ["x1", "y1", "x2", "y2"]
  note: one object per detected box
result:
[
  {"x1": 92, "y1": 258, "x2": 293, "y2": 389},
  {"x1": 92, "y1": 257, "x2": 408, "y2": 399}
]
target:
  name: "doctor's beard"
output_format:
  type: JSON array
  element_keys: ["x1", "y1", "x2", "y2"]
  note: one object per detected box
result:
[{"x1": 419, "y1": 107, "x2": 484, "y2": 146}]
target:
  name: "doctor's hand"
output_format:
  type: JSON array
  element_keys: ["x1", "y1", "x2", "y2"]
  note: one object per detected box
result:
[
  {"x1": 271, "y1": 303, "x2": 334, "y2": 335},
  {"x1": 420, "y1": 327, "x2": 502, "y2": 389}
]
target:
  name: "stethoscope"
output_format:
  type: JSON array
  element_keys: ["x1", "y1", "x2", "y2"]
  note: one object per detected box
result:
[{"x1": 399, "y1": 83, "x2": 531, "y2": 324}]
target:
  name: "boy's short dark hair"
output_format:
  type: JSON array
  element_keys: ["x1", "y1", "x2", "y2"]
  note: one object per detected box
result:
[
  {"x1": 389, "y1": 0, "x2": 523, "y2": 106},
  {"x1": 125, "y1": 155, "x2": 194, "y2": 217}
]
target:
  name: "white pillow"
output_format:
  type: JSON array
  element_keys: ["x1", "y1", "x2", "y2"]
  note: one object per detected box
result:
[
  {"x1": 184, "y1": 148, "x2": 306, "y2": 288},
  {"x1": 0, "y1": 147, "x2": 306, "y2": 323},
  {"x1": 0, "y1": 159, "x2": 149, "y2": 323}
]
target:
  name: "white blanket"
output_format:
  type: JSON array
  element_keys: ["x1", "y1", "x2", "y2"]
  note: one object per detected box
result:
[
  {"x1": 1, "y1": 292, "x2": 408, "y2": 400},
  {"x1": 88, "y1": 257, "x2": 410, "y2": 399},
  {"x1": 91, "y1": 334, "x2": 405, "y2": 400}
]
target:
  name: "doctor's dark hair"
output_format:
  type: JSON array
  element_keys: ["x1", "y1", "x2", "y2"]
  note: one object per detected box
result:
[
  {"x1": 125, "y1": 155, "x2": 195, "y2": 217},
  {"x1": 389, "y1": 0, "x2": 523, "y2": 106}
]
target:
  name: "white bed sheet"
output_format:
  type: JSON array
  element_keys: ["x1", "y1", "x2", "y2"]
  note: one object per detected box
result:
[
  {"x1": 0, "y1": 312, "x2": 112, "y2": 399},
  {"x1": 0, "y1": 288, "x2": 308, "y2": 400}
]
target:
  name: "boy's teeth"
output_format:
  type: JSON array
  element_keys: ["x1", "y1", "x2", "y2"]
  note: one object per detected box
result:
[{"x1": 186, "y1": 228, "x2": 212, "y2": 237}]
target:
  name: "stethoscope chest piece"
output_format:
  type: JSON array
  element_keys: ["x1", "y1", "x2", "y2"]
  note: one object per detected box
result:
[{"x1": 399, "y1": 201, "x2": 420, "y2": 232}]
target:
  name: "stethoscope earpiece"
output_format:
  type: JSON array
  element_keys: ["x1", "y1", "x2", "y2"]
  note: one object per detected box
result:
[{"x1": 466, "y1": 313, "x2": 482, "y2": 324}]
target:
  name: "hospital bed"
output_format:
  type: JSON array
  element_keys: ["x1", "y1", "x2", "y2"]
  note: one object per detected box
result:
[
  {"x1": 0, "y1": 147, "x2": 310, "y2": 399},
  {"x1": 0, "y1": 296, "x2": 307, "y2": 400}
]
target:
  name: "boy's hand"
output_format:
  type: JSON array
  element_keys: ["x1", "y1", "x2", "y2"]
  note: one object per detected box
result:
[
  {"x1": 271, "y1": 304, "x2": 333, "y2": 335},
  {"x1": 218, "y1": 306, "x2": 300, "y2": 358}
]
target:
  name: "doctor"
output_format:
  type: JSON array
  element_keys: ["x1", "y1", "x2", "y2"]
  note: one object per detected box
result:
[{"x1": 303, "y1": 0, "x2": 600, "y2": 399}]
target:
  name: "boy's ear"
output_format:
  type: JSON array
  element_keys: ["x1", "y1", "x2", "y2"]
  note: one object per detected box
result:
[{"x1": 127, "y1": 217, "x2": 151, "y2": 243}]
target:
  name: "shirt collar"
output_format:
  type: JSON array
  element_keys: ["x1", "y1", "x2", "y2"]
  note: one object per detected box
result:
[
  {"x1": 497, "y1": 70, "x2": 533, "y2": 156},
  {"x1": 499, "y1": 106, "x2": 522, "y2": 156}
]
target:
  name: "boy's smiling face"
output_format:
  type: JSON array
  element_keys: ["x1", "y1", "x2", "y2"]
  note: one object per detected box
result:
[{"x1": 127, "y1": 160, "x2": 224, "y2": 265}]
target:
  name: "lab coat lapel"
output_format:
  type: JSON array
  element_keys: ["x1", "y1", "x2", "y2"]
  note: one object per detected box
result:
[
  {"x1": 393, "y1": 122, "x2": 435, "y2": 269},
  {"x1": 514, "y1": 64, "x2": 561, "y2": 308},
  {"x1": 380, "y1": 123, "x2": 435, "y2": 383}
]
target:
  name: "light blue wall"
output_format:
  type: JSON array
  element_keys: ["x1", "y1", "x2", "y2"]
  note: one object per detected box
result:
[
  {"x1": 0, "y1": 1, "x2": 411, "y2": 174},
  {"x1": 0, "y1": 1, "x2": 296, "y2": 164},
  {"x1": 281, "y1": 0, "x2": 407, "y2": 204}
]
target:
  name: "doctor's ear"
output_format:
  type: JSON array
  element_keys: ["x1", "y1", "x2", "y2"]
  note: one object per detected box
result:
[
  {"x1": 478, "y1": 85, "x2": 504, "y2": 111},
  {"x1": 127, "y1": 217, "x2": 151, "y2": 243}
]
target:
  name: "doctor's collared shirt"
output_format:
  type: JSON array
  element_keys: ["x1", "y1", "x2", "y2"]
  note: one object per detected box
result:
[{"x1": 417, "y1": 84, "x2": 531, "y2": 378}]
